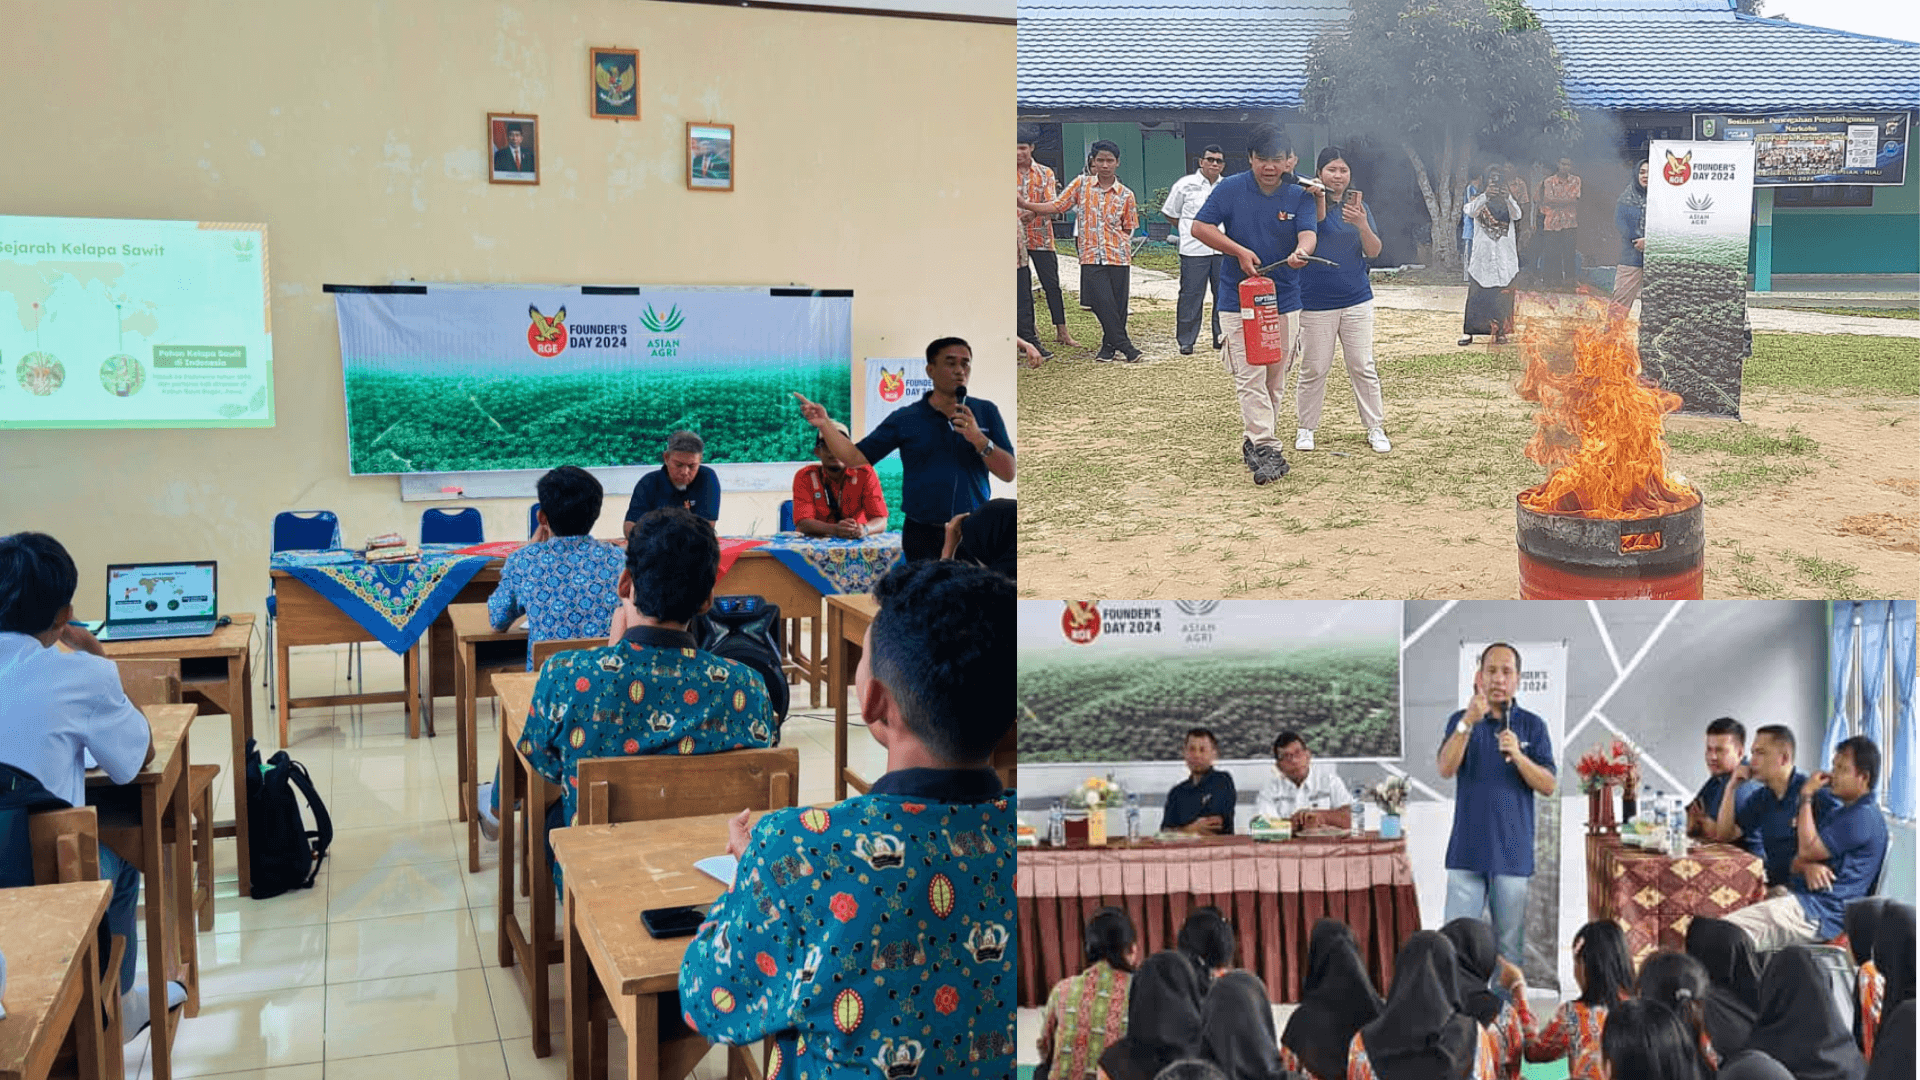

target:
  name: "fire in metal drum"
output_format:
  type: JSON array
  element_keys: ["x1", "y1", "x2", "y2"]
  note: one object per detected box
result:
[{"x1": 1515, "y1": 489, "x2": 1705, "y2": 600}]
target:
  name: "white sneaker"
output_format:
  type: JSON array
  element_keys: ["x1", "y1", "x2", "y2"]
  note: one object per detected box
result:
[
  {"x1": 121, "y1": 981, "x2": 188, "y2": 1042},
  {"x1": 476, "y1": 782, "x2": 500, "y2": 842},
  {"x1": 1368, "y1": 428, "x2": 1392, "y2": 453},
  {"x1": 1295, "y1": 429, "x2": 1315, "y2": 452}
]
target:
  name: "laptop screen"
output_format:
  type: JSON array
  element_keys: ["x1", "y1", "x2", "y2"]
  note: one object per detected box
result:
[{"x1": 106, "y1": 562, "x2": 217, "y2": 622}]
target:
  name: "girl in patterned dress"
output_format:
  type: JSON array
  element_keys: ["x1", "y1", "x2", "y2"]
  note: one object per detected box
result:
[
  {"x1": 1636, "y1": 950, "x2": 1729, "y2": 1072},
  {"x1": 1039, "y1": 907, "x2": 1139, "y2": 1080},
  {"x1": 1348, "y1": 931, "x2": 1501, "y2": 1080},
  {"x1": 1844, "y1": 898, "x2": 1891, "y2": 1060},
  {"x1": 1497, "y1": 919, "x2": 1635, "y2": 1080},
  {"x1": 1598, "y1": 998, "x2": 1712, "y2": 1080},
  {"x1": 1685, "y1": 916, "x2": 1761, "y2": 1056},
  {"x1": 1279, "y1": 920, "x2": 1383, "y2": 1080}
]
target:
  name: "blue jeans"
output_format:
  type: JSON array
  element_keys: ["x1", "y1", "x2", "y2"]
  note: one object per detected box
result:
[
  {"x1": 98, "y1": 842, "x2": 141, "y2": 994},
  {"x1": 1445, "y1": 868, "x2": 1529, "y2": 967}
]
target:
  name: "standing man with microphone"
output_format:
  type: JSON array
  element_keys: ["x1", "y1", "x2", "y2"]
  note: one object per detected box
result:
[{"x1": 1436, "y1": 642, "x2": 1557, "y2": 967}]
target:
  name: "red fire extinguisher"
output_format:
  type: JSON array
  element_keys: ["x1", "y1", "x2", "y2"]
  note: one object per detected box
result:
[{"x1": 1239, "y1": 272, "x2": 1284, "y2": 366}]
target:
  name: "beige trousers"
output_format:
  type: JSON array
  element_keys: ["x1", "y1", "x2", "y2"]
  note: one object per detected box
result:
[
  {"x1": 1295, "y1": 301, "x2": 1386, "y2": 432},
  {"x1": 1220, "y1": 312, "x2": 1292, "y2": 451},
  {"x1": 1721, "y1": 894, "x2": 1818, "y2": 954}
]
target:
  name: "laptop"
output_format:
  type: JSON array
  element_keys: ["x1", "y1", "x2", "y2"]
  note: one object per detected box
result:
[{"x1": 96, "y1": 561, "x2": 219, "y2": 641}]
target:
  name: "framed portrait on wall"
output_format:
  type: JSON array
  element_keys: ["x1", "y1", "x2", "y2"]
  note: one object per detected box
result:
[
  {"x1": 589, "y1": 47, "x2": 639, "y2": 120},
  {"x1": 488, "y1": 112, "x2": 539, "y2": 185},
  {"x1": 687, "y1": 122, "x2": 733, "y2": 191}
]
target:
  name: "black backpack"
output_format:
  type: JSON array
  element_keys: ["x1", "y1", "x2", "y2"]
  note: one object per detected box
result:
[
  {"x1": 692, "y1": 595, "x2": 789, "y2": 725},
  {"x1": 244, "y1": 740, "x2": 331, "y2": 899}
]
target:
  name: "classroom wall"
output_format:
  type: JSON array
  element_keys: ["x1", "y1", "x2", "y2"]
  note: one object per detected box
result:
[{"x1": 0, "y1": 0, "x2": 1013, "y2": 615}]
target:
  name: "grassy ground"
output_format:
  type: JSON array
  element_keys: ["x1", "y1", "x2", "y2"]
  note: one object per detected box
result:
[
  {"x1": 1796, "y1": 306, "x2": 1920, "y2": 320},
  {"x1": 1019, "y1": 291, "x2": 1919, "y2": 598}
]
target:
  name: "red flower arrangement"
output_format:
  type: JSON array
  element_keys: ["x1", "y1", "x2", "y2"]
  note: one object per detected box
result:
[{"x1": 1574, "y1": 738, "x2": 1639, "y2": 794}]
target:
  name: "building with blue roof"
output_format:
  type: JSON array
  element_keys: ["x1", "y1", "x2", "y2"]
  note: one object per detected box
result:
[{"x1": 1018, "y1": 0, "x2": 1920, "y2": 283}]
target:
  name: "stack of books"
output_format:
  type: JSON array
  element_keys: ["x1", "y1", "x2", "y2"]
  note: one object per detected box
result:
[{"x1": 364, "y1": 533, "x2": 421, "y2": 564}]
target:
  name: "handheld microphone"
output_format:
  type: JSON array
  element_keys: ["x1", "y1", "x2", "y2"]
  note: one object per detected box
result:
[{"x1": 950, "y1": 384, "x2": 967, "y2": 432}]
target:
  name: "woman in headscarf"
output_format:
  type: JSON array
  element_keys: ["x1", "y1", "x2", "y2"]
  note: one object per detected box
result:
[
  {"x1": 1498, "y1": 919, "x2": 1635, "y2": 1080},
  {"x1": 1456, "y1": 164, "x2": 1523, "y2": 347},
  {"x1": 1636, "y1": 949, "x2": 1729, "y2": 1072},
  {"x1": 1598, "y1": 998, "x2": 1711, "y2": 1080},
  {"x1": 1864, "y1": 999, "x2": 1913, "y2": 1080},
  {"x1": 1097, "y1": 948, "x2": 1208, "y2": 1080},
  {"x1": 1741, "y1": 945, "x2": 1867, "y2": 1080},
  {"x1": 1437, "y1": 919, "x2": 1521, "y2": 1076},
  {"x1": 1611, "y1": 158, "x2": 1649, "y2": 312},
  {"x1": 1348, "y1": 931, "x2": 1499, "y2": 1080},
  {"x1": 944, "y1": 497, "x2": 1015, "y2": 579},
  {"x1": 1871, "y1": 902, "x2": 1915, "y2": 1062},
  {"x1": 1279, "y1": 919, "x2": 1382, "y2": 1080},
  {"x1": 1199, "y1": 969, "x2": 1291, "y2": 1080},
  {"x1": 1040, "y1": 906, "x2": 1138, "y2": 1080},
  {"x1": 1686, "y1": 915, "x2": 1763, "y2": 1014},
  {"x1": 1843, "y1": 897, "x2": 1891, "y2": 1059}
]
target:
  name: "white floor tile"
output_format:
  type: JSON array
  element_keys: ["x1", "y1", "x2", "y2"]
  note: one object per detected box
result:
[
  {"x1": 194, "y1": 924, "x2": 329, "y2": 999},
  {"x1": 160, "y1": 985, "x2": 327, "y2": 1077},
  {"x1": 324, "y1": 1042, "x2": 511, "y2": 1080},
  {"x1": 328, "y1": 858, "x2": 469, "y2": 923},
  {"x1": 322, "y1": 968, "x2": 501, "y2": 1060},
  {"x1": 325, "y1": 908, "x2": 483, "y2": 983}
]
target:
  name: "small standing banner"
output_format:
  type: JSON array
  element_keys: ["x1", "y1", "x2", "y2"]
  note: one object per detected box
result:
[{"x1": 1638, "y1": 139, "x2": 1758, "y2": 418}]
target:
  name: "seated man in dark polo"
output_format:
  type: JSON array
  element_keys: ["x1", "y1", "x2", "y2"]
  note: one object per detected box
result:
[
  {"x1": 517, "y1": 508, "x2": 774, "y2": 888},
  {"x1": 1706, "y1": 723, "x2": 1808, "y2": 889},
  {"x1": 1686, "y1": 716, "x2": 1762, "y2": 855},
  {"x1": 1162, "y1": 728, "x2": 1236, "y2": 835},
  {"x1": 623, "y1": 430, "x2": 720, "y2": 536},
  {"x1": 680, "y1": 559, "x2": 1015, "y2": 1078},
  {"x1": 1723, "y1": 735, "x2": 1889, "y2": 953}
]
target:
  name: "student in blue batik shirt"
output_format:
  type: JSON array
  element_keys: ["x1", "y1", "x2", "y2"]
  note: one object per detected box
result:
[
  {"x1": 1707, "y1": 725, "x2": 1810, "y2": 888},
  {"x1": 483, "y1": 508, "x2": 775, "y2": 870},
  {"x1": 486, "y1": 465, "x2": 626, "y2": 665},
  {"x1": 679, "y1": 560, "x2": 1015, "y2": 1078}
]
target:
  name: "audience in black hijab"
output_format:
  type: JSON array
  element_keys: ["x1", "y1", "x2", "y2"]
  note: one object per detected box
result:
[
  {"x1": 1600, "y1": 997, "x2": 1711, "y2": 1080},
  {"x1": 1742, "y1": 945, "x2": 1867, "y2": 1080},
  {"x1": 1864, "y1": 999, "x2": 1914, "y2": 1080},
  {"x1": 1687, "y1": 914, "x2": 1764, "y2": 1051},
  {"x1": 1438, "y1": 918, "x2": 1505, "y2": 1025},
  {"x1": 1871, "y1": 901, "x2": 1915, "y2": 1055},
  {"x1": 1281, "y1": 919, "x2": 1383, "y2": 1080},
  {"x1": 1356, "y1": 931, "x2": 1483, "y2": 1080},
  {"x1": 1200, "y1": 970, "x2": 1294, "y2": 1080},
  {"x1": 1099, "y1": 949, "x2": 1209, "y2": 1080}
]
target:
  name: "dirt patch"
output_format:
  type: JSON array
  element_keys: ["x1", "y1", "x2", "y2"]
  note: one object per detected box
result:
[
  {"x1": 1018, "y1": 304, "x2": 1919, "y2": 598},
  {"x1": 1840, "y1": 513, "x2": 1920, "y2": 554}
]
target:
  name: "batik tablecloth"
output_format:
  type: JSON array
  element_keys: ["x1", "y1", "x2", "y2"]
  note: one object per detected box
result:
[
  {"x1": 1585, "y1": 835, "x2": 1766, "y2": 965},
  {"x1": 751, "y1": 532, "x2": 904, "y2": 596},
  {"x1": 270, "y1": 549, "x2": 494, "y2": 654},
  {"x1": 1016, "y1": 835, "x2": 1420, "y2": 1005}
]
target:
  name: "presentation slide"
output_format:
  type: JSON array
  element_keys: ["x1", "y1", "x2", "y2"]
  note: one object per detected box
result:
[
  {"x1": 0, "y1": 215, "x2": 273, "y2": 429},
  {"x1": 106, "y1": 564, "x2": 216, "y2": 621}
]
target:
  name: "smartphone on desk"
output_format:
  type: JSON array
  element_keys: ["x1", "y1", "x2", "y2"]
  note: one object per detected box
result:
[{"x1": 641, "y1": 904, "x2": 711, "y2": 939}]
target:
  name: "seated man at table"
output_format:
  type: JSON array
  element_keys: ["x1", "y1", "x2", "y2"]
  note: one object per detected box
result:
[
  {"x1": 623, "y1": 430, "x2": 720, "y2": 536},
  {"x1": 1254, "y1": 729, "x2": 1352, "y2": 832},
  {"x1": 1686, "y1": 717, "x2": 1762, "y2": 853},
  {"x1": 680, "y1": 559, "x2": 1015, "y2": 1077},
  {"x1": 1163, "y1": 728, "x2": 1236, "y2": 835},
  {"x1": 1705, "y1": 723, "x2": 1808, "y2": 888},
  {"x1": 514, "y1": 508, "x2": 775, "y2": 883},
  {"x1": 1722, "y1": 735, "x2": 1889, "y2": 954},
  {"x1": 0, "y1": 531, "x2": 187, "y2": 1038},
  {"x1": 791, "y1": 420, "x2": 887, "y2": 538}
]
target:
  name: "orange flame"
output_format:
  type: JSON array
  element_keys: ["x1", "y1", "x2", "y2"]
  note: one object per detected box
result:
[{"x1": 1515, "y1": 293, "x2": 1698, "y2": 520}]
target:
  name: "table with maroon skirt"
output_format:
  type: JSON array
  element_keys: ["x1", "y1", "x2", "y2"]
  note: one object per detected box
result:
[
  {"x1": 1017, "y1": 834, "x2": 1420, "y2": 1006},
  {"x1": 1584, "y1": 834, "x2": 1766, "y2": 965}
]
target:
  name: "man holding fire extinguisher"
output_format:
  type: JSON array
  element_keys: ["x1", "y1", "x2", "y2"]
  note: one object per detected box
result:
[{"x1": 1189, "y1": 124, "x2": 1319, "y2": 486}]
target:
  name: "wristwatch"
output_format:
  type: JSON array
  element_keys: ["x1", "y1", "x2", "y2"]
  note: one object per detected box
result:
[{"x1": 978, "y1": 440, "x2": 996, "y2": 458}]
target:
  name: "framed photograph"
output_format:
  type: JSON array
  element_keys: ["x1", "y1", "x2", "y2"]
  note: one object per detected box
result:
[
  {"x1": 488, "y1": 112, "x2": 539, "y2": 185},
  {"x1": 687, "y1": 122, "x2": 734, "y2": 192},
  {"x1": 589, "y1": 47, "x2": 639, "y2": 120}
]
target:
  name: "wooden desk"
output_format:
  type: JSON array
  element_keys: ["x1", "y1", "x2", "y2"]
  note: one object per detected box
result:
[
  {"x1": 87, "y1": 704, "x2": 201, "y2": 1080},
  {"x1": 825, "y1": 594, "x2": 878, "y2": 800},
  {"x1": 551, "y1": 816, "x2": 764, "y2": 1080},
  {"x1": 449, "y1": 603, "x2": 528, "y2": 873},
  {"x1": 268, "y1": 571, "x2": 421, "y2": 745},
  {"x1": 0, "y1": 881, "x2": 113, "y2": 1080},
  {"x1": 424, "y1": 567, "x2": 503, "y2": 734},
  {"x1": 492, "y1": 671, "x2": 561, "y2": 1057},
  {"x1": 100, "y1": 613, "x2": 259, "y2": 896}
]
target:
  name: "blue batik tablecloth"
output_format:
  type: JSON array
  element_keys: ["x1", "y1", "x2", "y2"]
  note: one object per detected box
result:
[
  {"x1": 748, "y1": 532, "x2": 905, "y2": 596},
  {"x1": 270, "y1": 548, "x2": 494, "y2": 654}
]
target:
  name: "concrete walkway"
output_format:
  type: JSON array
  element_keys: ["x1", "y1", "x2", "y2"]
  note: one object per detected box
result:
[{"x1": 1048, "y1": 258, "x2": 1920, "y2": 337}]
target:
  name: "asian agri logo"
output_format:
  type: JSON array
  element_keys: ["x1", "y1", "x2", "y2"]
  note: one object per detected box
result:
[
  {"x1": 1662, "y1": 149, "x2": 1693, "y2": 185},
  {"x1": 527, "y1": 304, "x2": 568, "y2": 357},
  {"x1": 1062, "y1": 601, "x2": 1102, "y2": 645},
  {"x1": 640, "y1": 303, "x2": 684, "y2": 357},
  {"x1": 878, "y1": 367, "x2": 907, "y2": 402}
]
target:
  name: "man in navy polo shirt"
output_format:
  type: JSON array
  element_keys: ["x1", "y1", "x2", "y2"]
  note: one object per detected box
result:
[
  {"x1": 796, "y1": 337, "x2": 1014, "y2": 563},
  {"x1": 1189, "y1": 123, "x2": 1318, "y2": 487},
  {"x1": 1708, "y1": 724, "x2": 1808, "y2": 887},
  {"x1": 1723, "y1": 736, "x2": 1889, "y2": 953},
  {"x1": 1686, "y1": 716, "x2": 1763, "y2": 857},
  {"x1": 1162, "y1": 727, "x2": 1236, "y2": 835},
  {"x1": 1436, "y1": 642, "x2": 1557, "y2": 966}
]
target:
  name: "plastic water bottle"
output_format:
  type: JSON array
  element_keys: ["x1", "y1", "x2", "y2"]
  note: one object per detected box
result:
[
  {"x1": 1351, "y1": 787, "x2": 1367, "y2": 837},
  {"x1": 1125, "y1": 792, "x2": 1141, "y2": 844},
  {"x1": 1048, "y1": 799, "x2": 1066, "y2": 847},
  {"x1": 1668, "y1": 797, "x2": 1688, "y2": 857}
]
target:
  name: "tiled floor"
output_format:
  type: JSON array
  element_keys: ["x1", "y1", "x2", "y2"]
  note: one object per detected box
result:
[{"x1": 125, "y1": 639, "x2": 887, "y2": 1079}]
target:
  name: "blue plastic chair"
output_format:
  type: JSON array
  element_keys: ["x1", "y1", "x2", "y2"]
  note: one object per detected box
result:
[
  {"x1": 421, "y1": 507, "x2": 484, "y2": 545},
  {"x1": 267, "y1": 510, "x2": 343, "y2": 712},
  {"x1": 528, "y1": 502, "x2": 542, "y2": 538},
  {"x1": 779, "y1": 500, "x2": 795, "y2": 532}
]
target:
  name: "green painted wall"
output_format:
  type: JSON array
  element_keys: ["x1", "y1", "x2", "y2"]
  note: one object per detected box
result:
[
  {"x1": 1768, "y1": 170, "x2": 1920, "y2": 274},
  {"x1": 1142, "y1": 130, "x2": 1187, "y2": 224}
]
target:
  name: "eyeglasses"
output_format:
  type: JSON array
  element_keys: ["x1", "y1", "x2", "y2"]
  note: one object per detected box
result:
[{"x1": 1202, "y1": 157, "x2": 1225, "y2": 164}]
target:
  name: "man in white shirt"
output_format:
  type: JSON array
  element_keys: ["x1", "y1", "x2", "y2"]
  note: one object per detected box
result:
[
  {"x1": 0, "y1": 532, "x2": 186, "y2": 1038},
  {"x1": 1161, "y1": 145, "x2": 1228, "y2": 354},
  {"x1": 1254, "y1": 729, "x2": 1353, "y2": 831}
]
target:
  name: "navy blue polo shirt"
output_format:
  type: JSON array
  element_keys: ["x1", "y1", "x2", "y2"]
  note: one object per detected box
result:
[
  {"x1": 1443, "y1": 702, "x2": 1556, "y2": 878},
  {"x1": 1735, "y1": 770, "x2": 1810, "y2": 886},
  {"x1": 1192, "y1": 171, "x2": 1319, "y2": 315},
  {"x1": 1793, "y1": 790, "x2": 1889, "y2": 939},
  {"x1": 1300, "y1": 202, "x2": 1378, "y2": 312},
  {"x1": 625, "y1": 465, "x2": 720, "y2": 523},
  {"x1": 1694, "y1": 773, "x2": 1765, "y2": 859},
  {"x1": 855, "y1": 392, "x2": 1011, "y2": 526},
  {"x1": 1162, "y1": 770, "x2": 1237, "y2": 834}
]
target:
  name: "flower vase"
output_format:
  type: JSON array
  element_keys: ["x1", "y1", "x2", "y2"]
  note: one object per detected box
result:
[
  {"x1": 1379, "y1": 813, "x2": 1402, "y2": 840},
  {"x1": 1062, "y1": 811, "x2": 1089, "y2": 845},
  {"x1": 1087, "y1": 807, "x2": 1109, "y2": 847},
  {"x1": 1587, "y1": 787, "x2": 1617, "y2": 834}
]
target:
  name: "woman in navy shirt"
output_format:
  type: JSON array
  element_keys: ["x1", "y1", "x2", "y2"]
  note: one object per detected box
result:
[{"x1": 1297, "y1": 146, "x2": 1391, "y2": 456}]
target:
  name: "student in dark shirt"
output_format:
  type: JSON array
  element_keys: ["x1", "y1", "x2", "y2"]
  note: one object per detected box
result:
[
  {"x1": 1706, "y1": 724, "x2": 1809, "y2": 887},
  {"x1": 623, "y1": 430, "x2": 720, "y2": 534},
  {"x1": 1162, "y1": 728, "x2": 1237, "y2": 835},
  {"x1": 1687, "y1": 717, "x2": 1763, "y2": 857}
]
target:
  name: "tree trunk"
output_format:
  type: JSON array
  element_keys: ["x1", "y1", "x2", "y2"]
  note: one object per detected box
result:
[{"x1": 1405, "y1": 129, "x2": 1475, "y2": 272}]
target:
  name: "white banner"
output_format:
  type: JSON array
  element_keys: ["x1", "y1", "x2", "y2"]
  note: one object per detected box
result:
[
  {"x1": 860, "y1": 357, "x2": 931, "y2": 437},
  {"x1": 1646, "y1": 140, "x2": 1757, "y2": 242},
  {"x1": 1639, "y1": 139, "x2": 1757, "y2": 418}
]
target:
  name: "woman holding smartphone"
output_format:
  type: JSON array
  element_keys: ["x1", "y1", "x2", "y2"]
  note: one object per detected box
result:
[{"x1": 1296, "y1": 146, "x2": 1390, "y2": 454}]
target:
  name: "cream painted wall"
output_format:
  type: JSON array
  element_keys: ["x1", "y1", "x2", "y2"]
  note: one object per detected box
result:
[{"x1": 0, "y1": 0, "x2": 1014, "y2": 616}]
